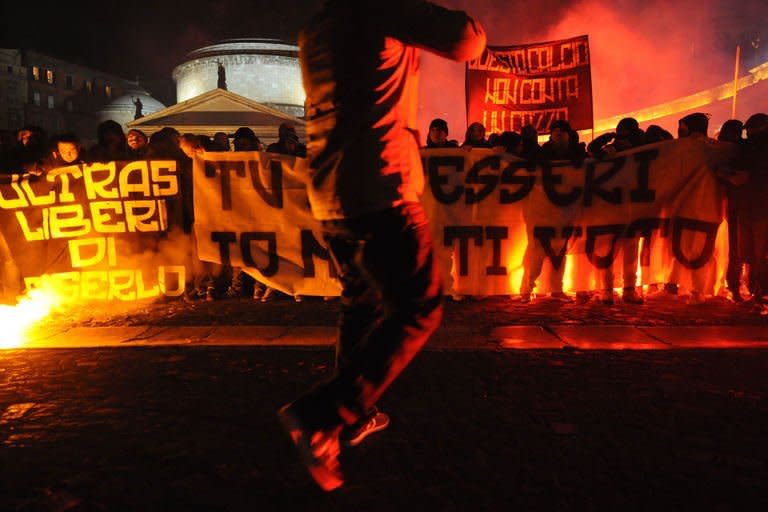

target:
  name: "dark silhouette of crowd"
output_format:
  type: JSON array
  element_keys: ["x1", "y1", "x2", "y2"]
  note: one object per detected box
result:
[
  {"x1": 0, "y1": 119, "x2": 311, "y2": 304},
  {"x1": 422, "y1": 112, "x2": 768, "y2": 307},
  {"x1": 1, "y1": 110, "x2": 767, "y2": 308}
]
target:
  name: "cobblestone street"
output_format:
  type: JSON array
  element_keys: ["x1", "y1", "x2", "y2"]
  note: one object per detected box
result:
[{"x1": 1, "y1": 294, "x2": 767, "y2": 510}]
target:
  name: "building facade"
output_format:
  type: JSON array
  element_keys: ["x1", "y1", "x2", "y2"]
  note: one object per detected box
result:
[
  {"x1": 172, "y1": 39, "x2": 305, "y2": 118},
  {"x1": 0, "y1": 49, "x2": 164, "y2": 145}
]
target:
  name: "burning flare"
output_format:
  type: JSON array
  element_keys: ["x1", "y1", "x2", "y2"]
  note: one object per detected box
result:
[{"x1": 0, "y1": 285, "x2": 61, "y2": 349}]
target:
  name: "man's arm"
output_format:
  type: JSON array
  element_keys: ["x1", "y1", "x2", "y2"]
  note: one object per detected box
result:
[{"x1": 387, "y1": 0, "x2": 487, "y2": 62}]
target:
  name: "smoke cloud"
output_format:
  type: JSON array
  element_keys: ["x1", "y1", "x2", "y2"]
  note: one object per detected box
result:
[{"x1": 418, "y1": 0, "x2": 768, "y2": 138}]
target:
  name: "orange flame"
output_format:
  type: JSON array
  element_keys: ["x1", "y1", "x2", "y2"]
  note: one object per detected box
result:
[{"x1": 0, "y1": 284, "x2": 62, "y2": 349}]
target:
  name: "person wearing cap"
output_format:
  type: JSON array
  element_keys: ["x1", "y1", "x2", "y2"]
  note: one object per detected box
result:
[
  {"x1": 232, "y1": 127, "x2": 263, "y2": 152},
  {"x1": 424, "y1": 118, "x2": 458, "y2": 148},
  {"x1": 267, "y1": 122, "x2": 307, "y2": 157}
]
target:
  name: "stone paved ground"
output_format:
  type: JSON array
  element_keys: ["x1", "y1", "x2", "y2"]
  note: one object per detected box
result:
[
  {"x1": 2, "y1": 295, "x2": 768, "y2": 510},
  {"x1": 1, "y1": 347, "x2": 767, "y2": 511},
  {"x1": 40, "y1": 292, "x2": 768, "y2": 331}
]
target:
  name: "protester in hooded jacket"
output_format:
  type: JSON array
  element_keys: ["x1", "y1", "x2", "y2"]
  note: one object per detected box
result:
[
  {"x1": 520, "y1": 124, "x2": 541, "y2": 161},
  {"x1": 87, "y1": 120, "x2": 128, "y2": 162},
  {"x1": 540, "y1": 120, "x2": 586, "y2": 164},
  {"x1": 643, "y1": 125, "x2": 674, "y2": 144},
  {"x1": 461, "y1": 121, "x2": 492, "y2": 148},
  {"x1": 424, "y1": 118, "x2": 458, "y2": 148},
  {"x1": 267, "y1": 122, "x2": 307, "y2": 157},
  {"x1": 587, "y1": 117, "x2": 645, "y2": 159}
]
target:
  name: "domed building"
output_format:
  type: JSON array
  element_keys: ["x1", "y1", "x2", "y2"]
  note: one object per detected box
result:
[
  {"x1": 172, "y1": 38, "x2": 305, "y2": 118},
  {"x1": 96, "y1": 88, "x2": 166, "y2": 133}
]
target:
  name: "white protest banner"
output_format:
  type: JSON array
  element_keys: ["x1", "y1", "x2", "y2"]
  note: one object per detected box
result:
[
  {"x1": 0, "y1": 160, "x2": 188, "y2": 301},
  {"x1": 193, "y1": 151, "x2": 341, "y2": 297},
  {"x1": 194, "y1": 139, "x2": 733, "y2": 297}
]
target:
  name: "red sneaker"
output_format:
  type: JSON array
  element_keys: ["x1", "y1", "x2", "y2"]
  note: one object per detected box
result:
[
  {"x1": 278, "y1": 403, "x2": 344, "y2": 492},
  {"x1": 340, "y1": 409, "x2": 390, "y2": 447}
]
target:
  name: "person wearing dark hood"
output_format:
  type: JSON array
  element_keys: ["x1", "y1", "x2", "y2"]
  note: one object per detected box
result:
[
  {"x1": 267, "y1": 122, "x2": 307, "y2": 157},
  {"x1": 212, "y1": 132, "x2": 231, "y2": 151},
  {"x1": 588, "y1": 117, "x2": 645, "y2": 159},
  {"x1": 540, "y1": 119, "x2": 586, "y2": 164},
  {"x1": 644, "y1": 124, "x2": 674, "y2": 144},
  {"x1": 493, "y1": 130, "x2": 524, "y2": 156},
  {"x1": 424, "y1": 118, "x2": 458, "y2": 148},
  {"x1": 278, "y1": 0, "x2": 485, "y2": 491},
  {"x1": 232, "y1": 127, "x2": 262, "y2": 152},
  {"x1": 88, "y1": 120, "x2": 128, "y2": 162},
  {"x1": 462, "y1": 121, "x2": 492, "y2": 148},
  {"x1": 520, "y1": 124, "x2": 541, "y2": 161}
]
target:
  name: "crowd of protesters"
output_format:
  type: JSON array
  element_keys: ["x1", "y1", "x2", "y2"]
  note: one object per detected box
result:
[
  {"x1": 0, "y1": 120, "x2": 307, "y2": 304},
  {"x1": 0, "y1": 110, "x2": 766, "y2": 307},
  {"x1": 423, "y1": 112, "x2": 768, "y2": 306}
]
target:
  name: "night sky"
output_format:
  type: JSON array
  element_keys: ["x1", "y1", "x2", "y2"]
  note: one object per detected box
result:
[
  {"x1": 1, "y1": 0, "x2": 766, "y2": 125},
  {"x1": 0, "y1": 0, "x2": 324, "y2": 102}
]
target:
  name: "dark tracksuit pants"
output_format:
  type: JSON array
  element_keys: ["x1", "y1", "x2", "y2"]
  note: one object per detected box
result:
[{"x1": 292, "y1": 202, "x2": 443, "y2": 431}]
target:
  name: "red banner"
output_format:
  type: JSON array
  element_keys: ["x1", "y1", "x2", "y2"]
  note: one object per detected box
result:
[{"x1": 466, "y1": 35, "x2": 594, "y2": 134}]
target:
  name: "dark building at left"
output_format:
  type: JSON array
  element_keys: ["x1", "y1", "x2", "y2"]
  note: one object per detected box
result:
[{"x1": 0, "y1": 48, "x2": 165, "y2": 146}]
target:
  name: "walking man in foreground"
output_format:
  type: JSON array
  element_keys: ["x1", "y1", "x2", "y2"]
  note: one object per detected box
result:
[{"x1": 278, "y1": 0, "x2": 486, "y2": 491}]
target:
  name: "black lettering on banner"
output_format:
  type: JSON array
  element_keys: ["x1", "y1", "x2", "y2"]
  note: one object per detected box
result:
[
  {"x1": 211, "y1": 231, "x2": 237, "y2": 265},
  {"x1": 205, "y1": 161, "x2": 246, "y2": 211},
  {"x1": 444, "y1": 226, "x2": 483, "y2": 276},
  {"x1": 241, "y1": 232, "x2": 279, "y2": 276},
  {"x1": 301, "y1": 229, "x2": 337, "y2": 278},
  {"x1": 465, "y1": 156, "x2": 499, "y2": 204},
  {"x1": 672, "y1": 217, "x2": 718, "y2": 269},
  {"x1": 630, "y1": 149, "x2": 659, "y2": 203},
  {"x1": 248, "y1": 159, "x2": 284, "y2": 208},
  {"x1": 499, "y1": 160, "x2": 536, "y2": 203},
  {"x1": 585, "y1": 224, "x2": 624, "y2": 269},
  {"x1": 541, "y1": 162, "x2": 582, "y2": 206},
  {"x1": 485, "y1": 226, "x2": 508, "y2": 275},
  {"x1": 584, "y1": 158, "x2": 624, "y2": 206},
  {"x1": 427, "y1": 156, "x2": 466, "y2": 204},
  {"x1": 626, "y1": 217, "x2": 669, "y2": 266},
  {"x1": 532, "y1": 226, "x2": 582, "y2": 270}
]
